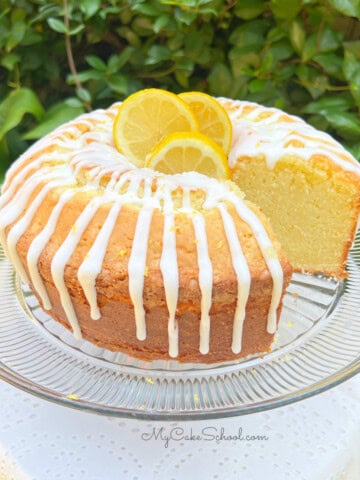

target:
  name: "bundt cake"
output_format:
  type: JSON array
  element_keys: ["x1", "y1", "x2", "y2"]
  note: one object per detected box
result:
[{"x1": 0, "y1": 94, "x2": 359, "y2": 364}]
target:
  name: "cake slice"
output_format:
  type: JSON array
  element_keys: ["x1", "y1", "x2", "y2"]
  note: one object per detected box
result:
[{"x1": 222, "y1": 98, "x2": 360, "y2": 277}]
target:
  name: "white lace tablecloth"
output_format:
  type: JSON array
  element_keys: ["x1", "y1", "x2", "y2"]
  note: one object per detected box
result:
[{"x1": 0, "y1": 375, "x2": 359, "y2": 480}]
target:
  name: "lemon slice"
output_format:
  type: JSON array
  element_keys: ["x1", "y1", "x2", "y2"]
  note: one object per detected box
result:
[
  {"x1": 178, "y1": 91, "x2": 232, "y2": 155},
  {"x1": 145, "y1": 131, "x2": 230, "y2": 179},
  {"x1": 113, "y1": 88, "x2": 198, "y2": 167}
]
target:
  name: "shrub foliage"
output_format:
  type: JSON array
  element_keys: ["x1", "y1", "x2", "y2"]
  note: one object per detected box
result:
[{"x1": 0, "y1": 0, "x2": 360, "y2": 177}]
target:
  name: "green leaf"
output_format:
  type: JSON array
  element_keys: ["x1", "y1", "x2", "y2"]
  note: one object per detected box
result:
[
  {"x1": 302, "y1": 34, "x2": 318, "y2": 62},
  {"x1": 343, "y1": 50, "x2": 360, "y2": 106},
  {"x1": 132, "y1": 3, "x2": 161, "y2": 16},
  {"x1": 328, "y1": 0, "x2": 360, "y2": 19},
  {"x1": 0, "y1": 137, "x2": 10, "y2": 182},
  {"x1": 21, "y1": 29, "x2": 43, "y2": 47},
  {"x1": 86, "y1": 55, "x2": 107, "y2": 71},
  {"x1": 107, "y1": 75, "x2": 129, "y2": 95},
  {"x1": 289, "y1": 20, "x2": 305, "y2": 55},
  {"x1": 208, "y1": 63, "x2": 234, "y2": 97},
  {"x1": 0, "y1": 129, "x2": 29, "y2": 179},
  {"x1": 326, "y1": 112, "x2": 360, "y2": 138},
  {"x1": 318, "y1": 27, "x2": 342, "y2": 52},
  {"x1": 174, "y1": 8, "x2": 197, "y2": 26},
  {"x1": 234, "y1": 0, "x2": 266, "y2": 20},
  {"x1": 270, "y1": 0, "x2": 303, "y2": 19},
  {"x1": 274, "y1": 63, "x2": 296, "y2": 82},
  {"x1": 153, "y1": 14, "x2": 171, "y2": 33},
  {"x1": 343, "y1": 50, "x2": 360, "y2": 78},
  {"x1": 229, "y1": 46, "x2": 261, "y2": 77},
  {"x1": 11, "y1": 8, "x2": 26, "y2": 22},
  {"x1": 302, "y1": 96, "x2": 353, "y2": 115},
  {"x1": 347, "y1": 142, "x2": 360, "y2": 160},
  {"x1": 6, "y1": 11, "x2": 26, "y2": 51},
  {"x1": 116, "y1": 26, "x2": 141, "y2": 48},
  {"x1": 107, "y1": 47, "x2": 135, "y2": 73},
  {"x1": 313, "y1": 53, "x2": 344, "y2": 78},
  {"x1": 230, "y1": 20, "x2": 269, "y2": 47},
  {"x1": 65, "y1": 98, "x2": 84, "y2": 108},
  {"x1": 307, "y1": 114, "x2": 329, "y2": 132},
  {"x1": 0, "y1": 88, "x2": 44, "y2": 142},
  {"x1": 146, "y1": 45, "x2": 172, "y2": 65},
  {"x1": 175, "y1": 70, "x2": 189, "y2": 89},
  {"x1": 69, "y1": 24, "x2": 85, "y2": 36},
  {"x1": 344, "y1": 40, "x2": 360, "y2": 60},
  {"x1": 23, "y1": 102, "x2": 85, "y2": 140},
  {"x1": 80, "y1": 0, "x2": 101, "y2": 18},
  {"x1": 268, "y1": 39, "x2": 294, "y2": 62},
  {"x1": 296, "y1": 64, "x2": 329, "y2": 98},
  {"x1": 47, "y1": 17, "x2": 68, "y2": 34},
  {"x1": 67, "y1": 70, "x2": 104, "y2": 84},
  {"x1": 248, "y1": 78, "x2": 268, "y2": 93},
  {"x1": 1, "y1": 53, "x2": 20, "y2": 71},
  {"x1": 267, "y1": 27, "x2": 287, "y2": 43},
  {"x1": 76, "y1": 88, "x2": 92, "y2": 103}
]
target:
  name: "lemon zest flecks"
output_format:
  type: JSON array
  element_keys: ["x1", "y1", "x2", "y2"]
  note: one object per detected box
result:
[
  {"x1": 66, "y1": 393, "x2": 79, "y2": 401},
  {"x1": 146, "y1": 376, "x2": 154, "y2": 385},
  {"x1": 279, "y1": 354, "x2": 292, "y2": 362}
]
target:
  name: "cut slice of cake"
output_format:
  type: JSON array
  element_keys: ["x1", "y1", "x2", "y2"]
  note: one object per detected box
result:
[{"x1": 222, "y1": 98, "x2": 360, "y2": 278}]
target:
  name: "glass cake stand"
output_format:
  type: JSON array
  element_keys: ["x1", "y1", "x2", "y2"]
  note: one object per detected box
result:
[{"x1": 0, "y1": 228, "x2": 359, "y2": 420}]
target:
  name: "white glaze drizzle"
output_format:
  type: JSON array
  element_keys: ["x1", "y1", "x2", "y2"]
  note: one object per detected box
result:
[
  {"x1": 6, "y1": 179, "x2": 71, "y2": 284},
  {"x1": 159, "y1": 183, "x2": 179, "y2": 357},
  {"x1": 192, "y1": 212, "x2": 213, "y2": 354},
  {"x1": 218, "y1": 204, "x2": 251, "y2": 354},
  {"x1": 77, "y1": 201, "x2": 122, "y2": 320},
  {"x1": 128, "y1": 206, "x2": 154, "y2": 341},
  {"x1": 27, "y1": 189, "x2": 75, "y2": 310},
  {"x1": 230, "y1": 199, "x2": 284, "y2": 334},
  {"x1": 0, "y1": 167, "x2": 72, "y2": 258},
  {"x1": 51, "y1": 196, "x2": 104, "y2": 339}
]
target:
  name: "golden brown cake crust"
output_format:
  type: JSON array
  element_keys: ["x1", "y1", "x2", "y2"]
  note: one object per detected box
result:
[{"x1": 13, "y1": 186, "x2": 292, "y2": 363}]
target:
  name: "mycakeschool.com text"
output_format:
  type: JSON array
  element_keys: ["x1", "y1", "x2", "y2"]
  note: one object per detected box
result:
[{"x1": 140, "y1": 426, "x2": 269, "y2": 448}]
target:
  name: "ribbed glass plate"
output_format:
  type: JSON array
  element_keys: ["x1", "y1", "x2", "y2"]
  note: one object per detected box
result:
[{"x1": 0, "y1": 228, "x2": 359, "y2": 420}]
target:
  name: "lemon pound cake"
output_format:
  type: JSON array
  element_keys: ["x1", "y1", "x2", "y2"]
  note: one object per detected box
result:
[
  {"x1": 1, "y1": 90, "x2": 359, "y2": 364},
  {"x1": 0, "y1": 95, "x2": 293, "y2": 364},
  {"x1": 221, "y1": 98, "x2": 360, "y2": 277}
]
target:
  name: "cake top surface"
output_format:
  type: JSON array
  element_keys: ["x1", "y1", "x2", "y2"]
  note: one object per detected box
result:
[
  {"x1": 218, "y1": 98, "x2": 360, "y2": 176},
  {"x1": 9, "y1": 95, "x2": 360, "y2": 191}
]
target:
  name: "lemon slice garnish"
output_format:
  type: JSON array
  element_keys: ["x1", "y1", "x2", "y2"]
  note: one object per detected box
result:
[
  {"x1": 113, "y1": 88, "x2": 198, "y2": 167},
  {"x1": 145, "y1": 131, "x2": 230, "y2": 179},
  {"x1": 178, "y1": 91, "x2": 232, "y2": 155}
]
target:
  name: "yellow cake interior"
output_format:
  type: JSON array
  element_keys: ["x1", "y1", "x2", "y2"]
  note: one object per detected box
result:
[{"x1": 232, "y1": 154, "x2": 360, "y2": 276}]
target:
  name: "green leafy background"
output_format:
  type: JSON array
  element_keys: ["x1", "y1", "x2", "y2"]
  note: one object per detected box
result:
[{"x1": 1, "y1": 0, "x2": 360, "y2": 181}]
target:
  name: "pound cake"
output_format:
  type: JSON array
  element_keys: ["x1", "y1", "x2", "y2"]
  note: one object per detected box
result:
[{"x1": 0, "y1": 91, "x2": 359, "y2": 364}]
